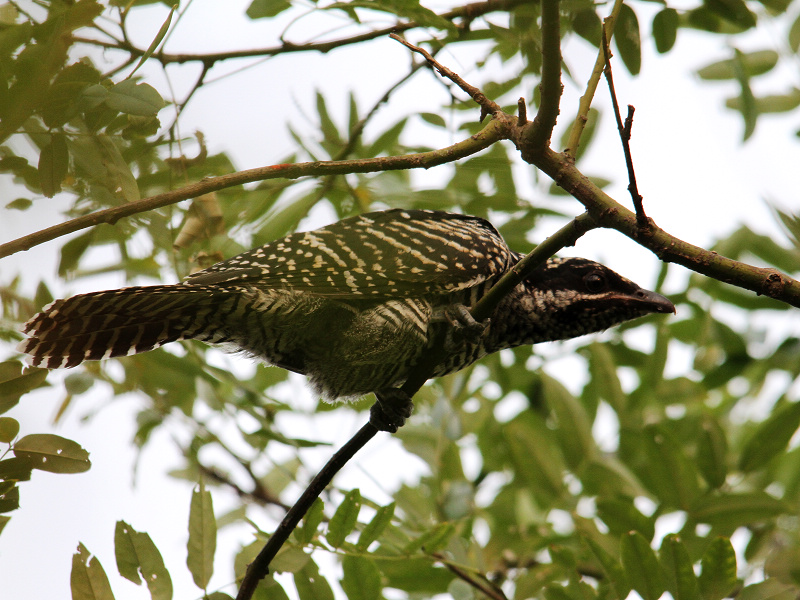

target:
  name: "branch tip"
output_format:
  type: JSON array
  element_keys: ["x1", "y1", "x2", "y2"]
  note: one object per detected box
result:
[
  {"x1": 602, "y1": 29, "x2": 647, "y2": 227},
  {"x1": 389, "y1": 32, "x2": 502, "y2": 119},
  {"x1": 517, "y1": 98, "x2": 527, "y2": 125}
]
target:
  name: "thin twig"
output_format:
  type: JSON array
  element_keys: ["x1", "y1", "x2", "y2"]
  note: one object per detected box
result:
[
  {"x1": 533, "y1": 145, "x2": 800, "y2": 309},
  {"x1": 73, "y1": 0, "x2": 529, "y2": 67},
  {"x1": 389, "y1": 34, "x2": 503, "y2": 121},
  {"x1": 432, "y1": 552, "x2": 508, "y2": 600},
  {"x1": 565, "y1": 0, "x2": 626, "y2": 159},
  {"x1": 236, "y1": 423, "x2": 378, "y2": 600},
  {"x1": 516, "y1": 98, "x2": 527, "y2": 125},
  {"x1": 601, "y1": 30, "x2": 647, "y2": 226}
]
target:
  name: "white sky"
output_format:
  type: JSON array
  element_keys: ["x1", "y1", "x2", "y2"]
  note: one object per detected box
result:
[{"x1": 1, "y1": 1, "x2": 799, "y2": 598}]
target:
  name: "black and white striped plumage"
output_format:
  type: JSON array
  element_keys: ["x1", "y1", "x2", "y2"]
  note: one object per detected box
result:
[{"x1": 19, "y1": 209, "x2": 674, "y2": 412}]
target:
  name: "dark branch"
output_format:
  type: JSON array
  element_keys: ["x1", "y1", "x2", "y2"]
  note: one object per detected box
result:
[
  {"x1": 73, "y1": 0, "x2": 529, "y2": 67},
  {"x1": 522, "y1": 0, "x2": 563, "y2": 151},
  {"x1": 236, "y1": 423, "x2": 378, "y2": 600},
  {"x1": 535, "y1": 146, "x2": 800, "y2": 309},
  {"x1": 602, "y1": 31, "x2": 647, "y2": 226}
]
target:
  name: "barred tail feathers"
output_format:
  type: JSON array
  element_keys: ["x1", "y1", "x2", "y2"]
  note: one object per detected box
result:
[{"x1": 17, "y1": 285, "x2": 239, "y2": 369}]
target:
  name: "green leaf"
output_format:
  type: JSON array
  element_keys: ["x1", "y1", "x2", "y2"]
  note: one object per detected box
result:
[
  {"x1": 705, "y1": 0, "x2": 756, "y2": 29},
  {"x1": 596, "y1": 496, "x2": 655, "y2": 540},
  {"x1": 738, "y1": 580, "x2": 798, "y2": 600},
  {"x1": 38, "y1": 133, "x2": 69, "y2": 197},
  {"x1": 57, "y1": 230, "x2": 94, "y2": 276},
  {"x1": 573, "y1": 9, "x2": 602, "y2": 47},
  {"x1": 505, "y1": 416, "x2": 566, "y2": 502},
  {"x1": 726, "y1": 89, "x2": 800, "y2": 113},
  {"x1": 739, "y1": 401, "x2": 800, "y2": 472},
  {"x1": 357, "y1": 501, "x2": 395, "y2": 551},
  {"x1": 68, "y1": 134, "x2": 140, "y2": 203},
  {"x1": 187, "y1": 481, "x2": 216, "y2": 590},
  {"x1": 584, "y1": 342, "x2": 626, "y2": 414},
  {"x1": 659, "y1": 535, "x2": 701, "y2": 600},
  {"x1": 315, "y1": 91, "x2": 342, "y2": 149},
  {"x1": 732, "y1": 48, "x2": 758, "y2": 140},
  {"x1": 621, "y1": 425, "x2": 701, "y2": 510},
  {"x1": 697, "y1": 49, "x2": 778, "y2": 79},
  {"x1": 41, "y1": 60, "x2": 102, "y2": 127},
  {"x1": 0, "y1": 457, "x2": 33, "y2": 482},
  {"x1": 114, "y1": 521, "x2": 173, "y2": 600},
  {"x1": 14, "y1": 434, "x2": 91, "y2": 473},
  {"x1": 653, "y1": 8, "x2": 678, "y2": 53},
  {"x1": 374, "y1": 556, "x2": 454, "y2": 593},
  {"x1": 296, "y1": 498, "x2": 324, "y2": 544},
  {"x1": 0, "y1": 364, "x2": 48, "y2": 413},
  {"x1": 691, "y1": 492, "x2": 787, "y2": 528},
  {"x1": 366, "y1": 118, "x2": 407, "y2": 156},
  {"x1": 542, "y1": 373, "x2": 595, "y2": 468},
  {"x1": 326, "y1": 0, "x2": 456, "y2": 32},
  {"x1": 5, "y1": 197, "x2": 32, "y2": 210},
  {"x1": 341, "y1": 555, "x2": 382, "y2": 600},
  {"x1": 326, "y1": 488, "x2": 361, "y2": 548},
  {"x1": 620, "y1": 531, "x2": 665, "y2": 600},
  {"x1": 270, "y1": 546, "x2": 310, "y2": 573},
  {"x1": 293, "y1": 559, "x2": 335, "y2": 600},
  {"x1": 0, "y1": 417, "x2": 20, "y2": 443},
  {"x1": 106, "y1": 80, "x2": 165, "y2": 116},
  {"x1": 0, "y1": 483, "x2": 20, "y2": 511},
  {"x1": 246, "y1": 0, "x2": 292, "y2": 19},
  {"x1": 696, "y1": 416, "x2": 728, "y2": 489},
  {"x1": 789, "y1": 12, "x2": 800, "y2": 53},
  {"x1": 585, "y1": 538, "x2": 630, "y2": 599},
  {"x1": 615, "y1": 4, "x2": 642, "y2": 75},
  {"x1": 698, "y1": 537, "x2": 738, "y2": 600},
  {"x1": 130, "y1": 4, "x2": 176, "y2": 78},
  {"x1": 64, "y1": 372, "x2": 94, "y2": 396},
  {"x1": 419, "y1": 112, "x2": 446, "y2": 128},
  {"x1": 403, "y1": 522, "x2": 456, "y2": 554},
  {"x1": 71, "y1": 542, "x2": 115, "y2": 600}
]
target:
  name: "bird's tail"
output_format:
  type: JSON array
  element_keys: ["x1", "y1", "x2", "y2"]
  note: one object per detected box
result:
[{"x1": 17, "y1": 285, "x2": 239, "y2": 369}]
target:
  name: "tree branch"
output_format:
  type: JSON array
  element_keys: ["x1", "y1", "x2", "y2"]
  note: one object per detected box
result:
[
  {"x1": 389, "y1": 34, "x2": 503, "y2": 121},
  {"x1": 522, "y1": 0, "x2": 563, "y2": 150},
  {"x1": 432, "y1": 552, "x2": 509, "y2": 600},
  {"x1": 602, "y1": 31, "x2": 646, "y2": 226},
  {"x1": 236, "y1": 423, "x2": 378, "y2": 600},
  {"x1": 0, "y1": 118, "x2": 512, "y2": 259},
  {"x1": 73, "y1": 0, "x2": 529, "y2": 67},
  {"x1": 535, "y1": 147, "x2": 800, "y2": 308}
]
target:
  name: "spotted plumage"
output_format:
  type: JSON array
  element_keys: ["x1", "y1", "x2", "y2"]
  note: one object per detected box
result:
[{"x1": 19, "y1": 209, "x2": 674, "y2": 428}]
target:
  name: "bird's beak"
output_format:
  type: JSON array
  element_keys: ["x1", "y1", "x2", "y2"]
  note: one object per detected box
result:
[{"x1": 630, "y1": 288, "x2": 676, "y2": 314}]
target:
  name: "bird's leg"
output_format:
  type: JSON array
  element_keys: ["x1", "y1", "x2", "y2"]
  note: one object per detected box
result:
[
  {"x1": 444, "y1": 304, "x2": 489, "y2": 350},
  {"x1": 371, "y1": 389, "x2": 414, "y2": 433}
]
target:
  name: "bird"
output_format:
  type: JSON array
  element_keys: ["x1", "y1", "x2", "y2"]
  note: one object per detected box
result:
[{"x1": 18, "y1": 209, "x2": 675, "y2": 431}]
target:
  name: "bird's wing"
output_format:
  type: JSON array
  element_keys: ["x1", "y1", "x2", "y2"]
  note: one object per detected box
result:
[{"x1": 186, "y1": 209, "x2": 514, "y2": 298}]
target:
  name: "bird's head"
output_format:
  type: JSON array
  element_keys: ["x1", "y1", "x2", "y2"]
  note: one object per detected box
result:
[{"x1": 514, "y1": 257, "x2": 675, "y2": 342}]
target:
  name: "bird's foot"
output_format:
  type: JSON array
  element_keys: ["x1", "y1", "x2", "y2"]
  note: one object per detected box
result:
[
  {"x1": 371, "y1": 389, "x2": 414, "y2": 433},
  {"x1": 444, "y1": 304, "x2": 488, "y2": 350}
]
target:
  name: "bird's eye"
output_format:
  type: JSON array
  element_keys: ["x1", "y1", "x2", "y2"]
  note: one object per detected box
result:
[{"x1": 584, "y1": 272, "x2": 606, "y2": 293}]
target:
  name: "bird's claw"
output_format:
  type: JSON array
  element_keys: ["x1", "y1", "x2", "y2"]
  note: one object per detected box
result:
[
  {"x1": 371, "y1": 389, "x2": 414, "y2": 433},
  {"x1": 444, "y1": 304, "x2": 488, "y2": 350}
]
